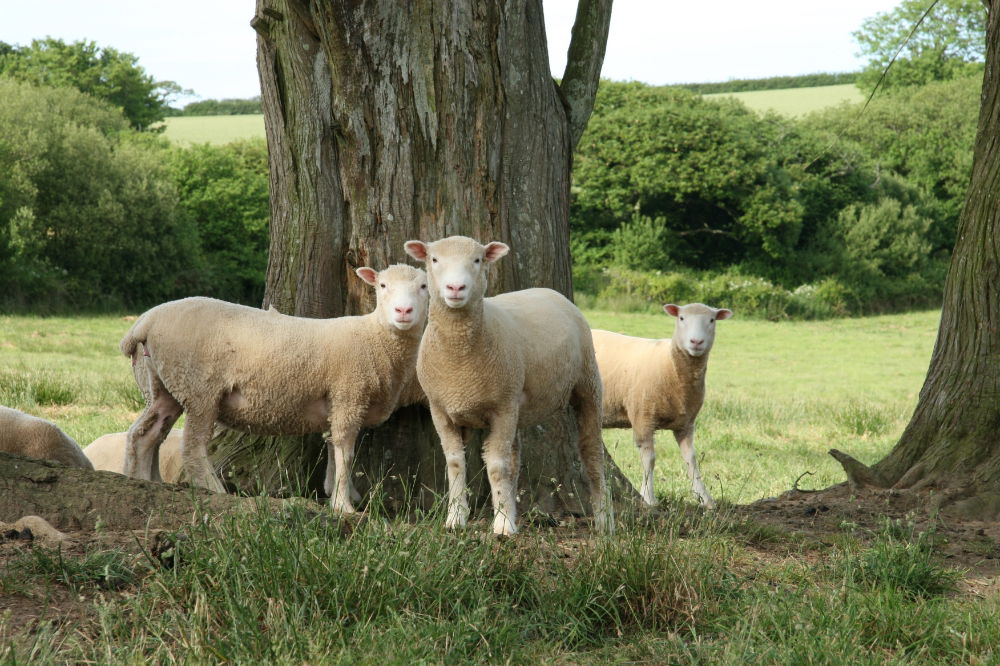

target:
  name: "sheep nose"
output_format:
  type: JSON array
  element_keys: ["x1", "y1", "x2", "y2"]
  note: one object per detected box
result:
[
  {"x1": 446, "y1": 283, "x2": 466, "y2": 294},
  {"x1": 690, "y1": 338, "x2": 704, "y2": 346},
  {"x1": 395, "y1": 305, "x2": 413, "y2": 315}
]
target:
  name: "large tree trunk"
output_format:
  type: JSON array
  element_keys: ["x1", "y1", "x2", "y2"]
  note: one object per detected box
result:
[
  {"x1": 210, "y1": 0, "x2": 628, "y2": 517},
  {"x1": 831, "y1": 0, "x2": 1000, "y2": 520}
]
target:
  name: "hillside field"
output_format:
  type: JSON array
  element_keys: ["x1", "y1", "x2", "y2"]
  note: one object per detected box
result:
[{"x1": 160, "y1": 84, "x2": 866, "y2": 145}]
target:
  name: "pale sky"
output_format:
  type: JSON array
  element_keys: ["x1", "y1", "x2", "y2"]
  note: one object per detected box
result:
[{"x1": 3, "y1": 1, "x2": 903, "y2": 105}]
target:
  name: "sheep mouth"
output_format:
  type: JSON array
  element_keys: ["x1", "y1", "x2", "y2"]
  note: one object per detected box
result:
[
  {"x1": 393, "y1": 319, "x2": 416, "y2": 329},
  {"x1": 444, "y1": 297, "x2": 468, "y2": 308}
]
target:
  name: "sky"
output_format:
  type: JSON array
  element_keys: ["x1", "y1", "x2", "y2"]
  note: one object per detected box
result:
[{"x1": 4, "y1": 1, "x2": 904, "y2": 106}]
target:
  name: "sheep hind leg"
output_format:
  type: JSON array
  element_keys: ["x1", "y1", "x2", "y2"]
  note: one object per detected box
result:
[
  {"x1": 573, "y1": 387, "x2": 615, "y2": 534},
  {"x1": 675, "y1": 426, "x2": 715, "y2": 509},
  {"x1": 326, "y1": 424, "x2": 361, "y2": 514},
  {"x1": 124, "y1": 387, "x2": 182, "y2": 482},
  {"x1": 634, "y1": 428, "x2": 657, "y2": 506},
  {"x1": 180, "y1": 410, "x2": 226, "y2": 493},
  {"x1": 483, "y1": 407, "x2": 520, "y2": 536}
]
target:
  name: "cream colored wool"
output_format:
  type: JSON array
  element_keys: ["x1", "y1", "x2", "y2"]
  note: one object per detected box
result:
[
  {"x1": 593, "y1": 302, "x2": 732, "y2": 507},
  {"x1": 119, "y1": 264, "x2": 428, "y2": 513},
  {"x1": 85, "y1": 429, "x2": 183, "y2": 483},
  {"x1": 0, "y1": 405, "x2": 92, "y2": 470},
  {"x1": 405, "y1": 236, "x2": 613, "y2": 536}
]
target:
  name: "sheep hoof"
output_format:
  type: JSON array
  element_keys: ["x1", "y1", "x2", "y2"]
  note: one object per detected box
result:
[
  {"x1": 330, "y1": 500, "x2": 357, "y2": 515},
  {"x1": 445, "y1": 508, "x2": 469, "y2": 529},
  {"x1": 492, "y1": 516, "x2": 518, "y2": 536}
]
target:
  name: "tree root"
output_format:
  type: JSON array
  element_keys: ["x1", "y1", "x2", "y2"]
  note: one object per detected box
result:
[{"x1": 828, "y1": 449, "x2": 889, "y2": 490}]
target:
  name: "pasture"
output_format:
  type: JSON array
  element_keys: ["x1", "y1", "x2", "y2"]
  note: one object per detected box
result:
[
  {"x1": 6, "y1": 308, "x2": 1000, "y2": 663},
  {"x1": 704, "y1": 83, "x2": 865, "y2": 116},
  {"x1": 160, "y1": 114, "x2": 265, "y2": 145}
]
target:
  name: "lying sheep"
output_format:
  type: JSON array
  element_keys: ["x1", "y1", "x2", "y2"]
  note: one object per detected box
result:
[
  {"x1": 404, "y1": 236, "x2": 613, "y2": 536},
  {"x1": 119, "y1": 264, "x2": 429, "y2": 513},
  {"x1": 0, "y1": 405, "x2": 93, "y2": 470},
  {"x1": 84, "y1": 429, "x2": 183, "y2": 482},
  {"x1": 592, "y1": 303, "x2": 732, "y2": 508}
]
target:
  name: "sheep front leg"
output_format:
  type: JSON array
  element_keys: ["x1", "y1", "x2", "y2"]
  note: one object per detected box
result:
[
  {"x1": 483, "y1": 407, "x2": 520, "y2": 536},
  {"x1": 633, "y1": 428, "x2": 658, "y2": 506},
  {"x1": 430, "y1": 405, "x2": 470, "y2": 529},
  {"x1": 675, "y1": 425, "x2": 715, "y2": 509},
  {"x1": 326, "y1": 424, "x2": 361, "y2": 514}
]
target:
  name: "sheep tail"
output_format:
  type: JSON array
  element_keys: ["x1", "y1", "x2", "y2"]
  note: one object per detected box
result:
[{"x1": 120, "y1": 312, "x2": 153, "y2": 365}]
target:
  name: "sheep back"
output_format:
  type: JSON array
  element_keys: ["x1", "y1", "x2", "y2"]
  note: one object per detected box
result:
[{"x1": 0, "y1": 406, "x2": 93, "y2": 470}]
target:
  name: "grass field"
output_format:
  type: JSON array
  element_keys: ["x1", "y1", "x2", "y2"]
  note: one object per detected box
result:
[
  {"x1": 158, "y1": 84, "x2": 866, "y2": 146},
  {"x1": 705, "y1": 83, "x2": 865, "y2": 116},
  {"x1": 11, "y1": 308, "x2": 1000, "y2": 664},
  {"x1": 160, "y1": 114, "x2": 265, "y2": 145}
]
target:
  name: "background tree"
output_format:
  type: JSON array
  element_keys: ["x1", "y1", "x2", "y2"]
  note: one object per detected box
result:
[
  {"x1": 0, "y1": 38, "x2": 185, "y2": 130},
  {"x1": 853, "y1": 0, "x2": 986, "y2": 91},
  {"x1": 210, "y1": 0, "x2": 625, "y2": 515},
  {"x1": 833, "y1": 0, "x2": 1000, "y2": 520}
]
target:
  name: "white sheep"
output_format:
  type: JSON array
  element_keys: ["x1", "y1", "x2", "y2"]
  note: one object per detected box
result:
[
  {"x1": 0, "y1": 405, "x2": 93, "y2": 470},
  {"x1": 592, "y1": 303, "x2": 732, "y2": 507},
  {"x1": 404, "y1": 236, "x2": 613, "y2": 536},
  {"x1": 84, "y1": 429, "x2": 184, "y2": 482},
  {"x1": 119, "y1": 264, "x2": 428, "y2": 513}
]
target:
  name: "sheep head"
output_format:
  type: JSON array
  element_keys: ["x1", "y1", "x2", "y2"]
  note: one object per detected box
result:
[
  {"x1": 663, "y1": 303, "x2": 733, "y2": 357},
  {"x1": 404, "y1": 236, "x2": 508, "y2": 309},
  {"x1": 355, "y1": 264, "x2": 429, "y2": 331}
]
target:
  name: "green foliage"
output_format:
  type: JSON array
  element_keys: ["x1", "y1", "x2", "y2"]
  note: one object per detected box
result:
[
  {"x1": 676, "y1": 71, "x2": 858, "y2": 94},
  {"x1": 0, "y1": 37, "x2": 182, "y2": 130},
  {"x1": 168, "y1": 140, "x2": 270, "y2": 304},
  {"x1": 609, "y1": 213, "x2": 673, "y2": 271},
  {"x1": 854, "y1": 0, "x2": 986, "y2": 92},
  {"x1": 177, "y1": 96, "x2": 262, "y2": 116}
]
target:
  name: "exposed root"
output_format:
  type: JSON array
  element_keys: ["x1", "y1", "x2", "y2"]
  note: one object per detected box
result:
[{"x1": 828, "y1": 448, "x2": 888, "y2": 490}]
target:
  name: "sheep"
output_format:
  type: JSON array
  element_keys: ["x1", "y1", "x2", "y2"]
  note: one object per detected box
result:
[
  {"x1": 592, "y1": 303, "x2": 733, "y2": 508},
  {"x1": 404, "y1": 235, "x2": 613, "y2": 536},
  {"x1": 84, "y1": 429, "x2": 184, "y2": 482},
  {"x1": 119, "y1": 264, "x2": 429, "y2": 513},
  {"x1": 0, "y1": 405, "x2": 93, "y2": 470}
]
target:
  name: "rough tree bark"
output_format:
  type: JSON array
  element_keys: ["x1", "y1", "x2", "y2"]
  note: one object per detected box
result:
[
  {"x1": 831, "y1": 0, "x2": 1000, "y2": 520},
  {"x1": 210, "y1": 0, "x2": 631, "y2": 517}
]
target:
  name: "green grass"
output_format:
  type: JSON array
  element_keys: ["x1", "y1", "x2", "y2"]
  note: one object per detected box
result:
[
  {"x1": 159, "y1": 114, "x2": 265, "y2": 145},
  {"x1": 705, "y1": 83, "x2": 865, "y2": 117}
]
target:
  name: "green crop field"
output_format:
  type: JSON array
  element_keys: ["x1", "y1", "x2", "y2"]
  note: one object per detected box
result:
[
  {"x1": 705, "y1": 83, "x2": 865, "y2": 116},
  {"x1": 7, "y1": 307, "x2": 1000, "y2": 664},
  {"x1": 160, "y1": 114, "x2": 265, "y2": 145}
]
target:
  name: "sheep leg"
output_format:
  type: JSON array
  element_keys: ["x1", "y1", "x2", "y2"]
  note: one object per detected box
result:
[
  {"x1": 675, "y1": 426, "x2": 715, "y2": 508},
  {"x1": 430, "y1": 405, "x2": 470, "y2": 529},
  {"x1": 634, "y1": 429, "x2": 658, "y2": 506},
  {"x1": 573, "y1": 389, "x2": 615, "y2": 534},
  {"x1": 483, "y1": 407, "x2": 520, "y2": 536},
  {"x1": 124, "y1": 385, "x2": 182, "y2": 483},
  {"x1": 326, "y1": 424, "x2": 361, "y2": 514},
  {"x1": 180, "y1": 410, "x2": 226, "y2": 494}
]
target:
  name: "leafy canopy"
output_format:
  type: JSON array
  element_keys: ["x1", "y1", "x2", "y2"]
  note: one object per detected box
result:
[
  {"x1": 853, "y1": 0, "x2": 986, "y2": 91},
  {"x1": 0, "y1": 37, "x2": 185, "y2": 130}
]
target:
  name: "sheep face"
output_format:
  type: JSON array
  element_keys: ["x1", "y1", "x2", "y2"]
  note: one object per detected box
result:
[
  {"x1": 664, "y1": 303, "x2": 733, "y2": 357},
  {"x1": 356, "y1": 264, "x2": 429, "y2": 331},
  {"x1": 404, "y1": 236, "x2": 509, "y2": 309}
]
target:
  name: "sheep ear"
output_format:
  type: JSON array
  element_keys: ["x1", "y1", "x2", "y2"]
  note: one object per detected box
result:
[
  {"x1": 663, "y1": 304, "x2": 680, "y2": 317},
  {"x1": 404, "y1": 241, "x2": 428, "y2": 261},
  {"x1": 356, "y1": 267, "x2": 379, "y2": 286},
  {"x1": 483, "y1": 241, "x2": 509, "y2": 262},
  {"x1": 715, "y1": 308, "x2": 733, "y2": 320}
]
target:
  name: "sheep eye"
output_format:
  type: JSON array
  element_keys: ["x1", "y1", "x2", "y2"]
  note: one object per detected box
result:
[
  {"x1": 379, "y1": 283, "x2": 386, "y2": 288},
  {"x1": 474, "y1": 258, "x2": 481, "y2": 264},
  {"x1": 431, "y1": 257, "x2": 437, "y2": 263},
  {"x1": 710, "y1": 318, "x2": 714, "y2": 323},
  {"x1": 420, "y1": 284, "x2": 427, "y2": 289},
  {"x1": 679, "y1": 316, "x2": 685, "y2": 321}
]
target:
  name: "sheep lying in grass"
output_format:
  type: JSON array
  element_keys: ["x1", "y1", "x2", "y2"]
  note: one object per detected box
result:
[
  {"x1": 84, "y1": 429, "x2": 183, "y2": 482},
  {"x1": 119, "y1": 264, "x2": 428, "y2": 513},
  {"x1": 404, "y1": 236, "x2": 613, "y2": 536},
  {"x1": 592, "y1": 303, "x2": 732, "y2": 507},
  {"x1": 0, "y1": 405, "x2": 93, "y2": 470}
]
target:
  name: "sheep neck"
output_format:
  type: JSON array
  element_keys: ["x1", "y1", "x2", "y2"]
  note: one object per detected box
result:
[
  {"x1": 667, "y1": 339, "x2": 709, "y2": 386},
  {"x1": 367, "y1": 312, "x2": 423, "y2": 362},
  {"x1": 427, "y1": 296, "x2": 485, "y2": 349}
]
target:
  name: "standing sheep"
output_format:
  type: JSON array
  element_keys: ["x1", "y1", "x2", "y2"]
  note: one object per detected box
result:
[
  {"x1": 84, "y1": 429, "x2": 184, "y2": 482},
  {"x1": 119, "y1": 264, "x2": 428, "y2": 513},
  {"x1": 0, "y1": 405, "x2": 93, "y2": 470},
  {"x1": 404, "y1": 236, "x2": 613, "y2": 536},
  {"x1": 592, "y1": 303, "x2": 732, "y2": 507}
]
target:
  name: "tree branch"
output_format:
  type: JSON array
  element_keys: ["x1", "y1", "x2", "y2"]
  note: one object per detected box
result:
[{"x1": 558, "y1": 0, "x2": 614, "y2": 151}]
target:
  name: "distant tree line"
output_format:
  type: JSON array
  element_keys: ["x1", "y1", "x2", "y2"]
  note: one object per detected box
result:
[
  {"x1": 675, "y1": 71, "x2": 858, "y2": 95},
  {"x1": 165, "y1": 97, "x2": 263, "y2": 116}
]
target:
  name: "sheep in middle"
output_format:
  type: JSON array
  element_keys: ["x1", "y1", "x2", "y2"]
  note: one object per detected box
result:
[
  {"x1": 118, "y1": 264, "x2": 428, "y2": 514},
  {"x1": 404, "y1": 235, "x2": 613, "y2": 536},
  {"x1": 592, "y1": 302, "x2": 732, "y2": 508}
]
